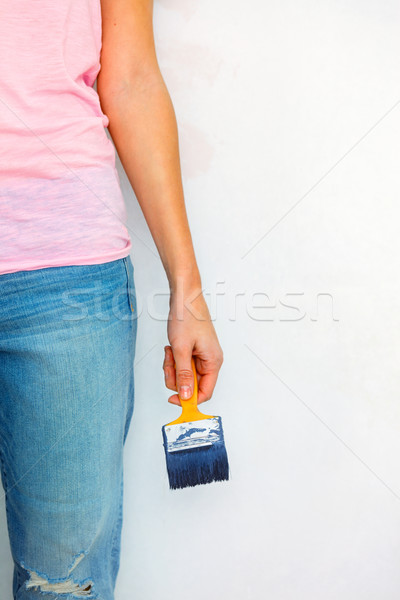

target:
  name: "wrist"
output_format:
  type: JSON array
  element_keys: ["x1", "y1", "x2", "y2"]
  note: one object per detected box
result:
[
  {"x1": 168, "y1": 279, "x2": 210, "y2": 321},
  {"x1": 168, "y1": 268, "x2": 202, "y2": 296}
]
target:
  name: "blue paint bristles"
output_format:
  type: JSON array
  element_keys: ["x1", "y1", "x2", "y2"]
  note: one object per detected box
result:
[
  {"x1": 161, "y1": 357, "x2": 230, "y2": 490},
  {"x1": 162, "y1": 416, "x2": 229, "y2": 490}
]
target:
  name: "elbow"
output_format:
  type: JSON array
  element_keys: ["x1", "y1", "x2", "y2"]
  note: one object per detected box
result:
[{"x1": 97, "y1": 65, "x2": 165, "y2": 108}]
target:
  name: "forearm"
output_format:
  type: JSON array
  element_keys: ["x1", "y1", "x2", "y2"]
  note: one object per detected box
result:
[
  {"x1": 96, "y1": 0, "x2": 223, "y2": 402},
  {"x1": 98, "y1": 74, "x2": 201, "y2": 294}
]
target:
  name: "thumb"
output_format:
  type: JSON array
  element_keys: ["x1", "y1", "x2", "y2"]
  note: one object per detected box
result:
[{"x1": 173, "y1": 346, "x2": 194, "y2": 400}]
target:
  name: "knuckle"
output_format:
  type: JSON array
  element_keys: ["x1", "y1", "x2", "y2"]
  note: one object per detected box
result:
[
  {"x1": 163, "y1": 360, "x2": 172, "y2": 372},
  {"x1": 177, "y1": 368, "x2": 193, "y2": 382},
  {"x1": 216, "y1": 353, "x2": 223, "y2": 366},
  {"x1": 209, "y1": 351, "x2": 223, "y2": 367},
  {"x1": 206, "y1": 342, "x2": 223, "y2": 361},
  {"x1": 172, "y1": 342, "x2": 192, "y2": 357},
  {"x1": 163, "y1": 351, "x2": 173, "y2": 366}
]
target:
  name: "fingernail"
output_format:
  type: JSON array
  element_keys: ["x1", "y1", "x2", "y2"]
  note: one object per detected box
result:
[{"x1": 179, "y1": 385, "x2": 191, "y2": 399}]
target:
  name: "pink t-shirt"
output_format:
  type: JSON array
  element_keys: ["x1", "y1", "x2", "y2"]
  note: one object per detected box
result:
[{"x1": 0, "y1": 0, "x2": 132, "y2": 275}]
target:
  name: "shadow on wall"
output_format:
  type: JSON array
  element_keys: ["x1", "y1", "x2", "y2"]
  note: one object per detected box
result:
[{"x1": 0, "y1": 498, "x2": 13, "y2": 600}]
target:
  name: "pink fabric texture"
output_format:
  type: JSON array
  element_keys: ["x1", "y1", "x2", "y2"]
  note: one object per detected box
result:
[{"x1": 0, "y1": 0, "x2": 132, "y2": 275}]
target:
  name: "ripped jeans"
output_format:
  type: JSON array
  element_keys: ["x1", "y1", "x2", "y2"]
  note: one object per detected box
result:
[{"x1": 0, "y1": 256, "x2": 137, "y2": 599}]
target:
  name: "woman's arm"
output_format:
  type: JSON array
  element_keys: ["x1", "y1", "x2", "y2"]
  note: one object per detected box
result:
[{"x1": 98, "y1": 0, "x2": 223, "y2": 405}]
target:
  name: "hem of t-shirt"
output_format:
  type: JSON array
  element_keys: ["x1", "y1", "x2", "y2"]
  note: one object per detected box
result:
[{"x1": 0, "y1": 244, "x2": 133, "y2": 276}]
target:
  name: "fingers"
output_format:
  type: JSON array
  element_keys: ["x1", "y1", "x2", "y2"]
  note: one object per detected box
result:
[
  {"x1": 163, "y1": 345, "x2": 176, "y2": 391},
  {"x1": 163, "y1": 345, "x2": 223, "y2": 406},
  {"x1": 196, "y1": 370, "x2": 219, "y2": 404},
  {"x1": 172, "y1": 343, "x2": 195, "y2": 400},
  {"x1": 163, "y1": 344, "x2": 194, "y2": 406}
]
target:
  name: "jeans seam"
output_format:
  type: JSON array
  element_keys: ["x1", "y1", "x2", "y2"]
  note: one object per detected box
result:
[{"x1": 122, "y1": 257, "x2": 134, "y2": 313}]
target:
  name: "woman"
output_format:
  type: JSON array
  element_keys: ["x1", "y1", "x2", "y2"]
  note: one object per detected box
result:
[{"x1": 0, "y1": 0, "x2": 223, "y2": 598}]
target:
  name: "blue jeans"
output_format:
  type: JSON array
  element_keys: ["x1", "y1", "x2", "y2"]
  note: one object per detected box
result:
[{"x1": 0, "y1": 256, "x2": 137, "y2": 599}]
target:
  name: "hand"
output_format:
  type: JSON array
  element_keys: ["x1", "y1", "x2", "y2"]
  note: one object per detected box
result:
[{"x1": 163, "y1": 286, "x2": 223, "y2": 406}]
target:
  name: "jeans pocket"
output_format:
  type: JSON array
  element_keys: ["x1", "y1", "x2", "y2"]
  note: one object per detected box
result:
[{"x1": 122, "y1": 256, "x2": 135, "y2": 313}]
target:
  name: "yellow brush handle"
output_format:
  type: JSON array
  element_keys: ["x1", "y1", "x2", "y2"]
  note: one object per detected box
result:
[{"x1": 166, "y1": 356, "x2": 215, "y2": 426}]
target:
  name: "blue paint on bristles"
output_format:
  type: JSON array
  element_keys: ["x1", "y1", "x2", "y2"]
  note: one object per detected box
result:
[
  {"x1": 162, "y1": 416, "x2": 229, "y2": 490},
  {"x1": 162, "y1": 358, "x2": 229, "y2": 490}
]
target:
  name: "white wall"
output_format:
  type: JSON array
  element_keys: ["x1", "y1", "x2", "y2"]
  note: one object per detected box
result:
[{"x1": 2, "y1": 0, "x2": 400, "y2": 598}]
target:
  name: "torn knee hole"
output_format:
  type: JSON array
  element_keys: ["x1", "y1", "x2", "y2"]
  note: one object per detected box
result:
[{"x1": 25, "y1": 571, "x2": 94, "y2": 596}]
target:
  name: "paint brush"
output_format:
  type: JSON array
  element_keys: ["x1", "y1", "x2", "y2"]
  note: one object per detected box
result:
[{"x1": 162, "y1": 357, "x2": 229, "y2": 490}]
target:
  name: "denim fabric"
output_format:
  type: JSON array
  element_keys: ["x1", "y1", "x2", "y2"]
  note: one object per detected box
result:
[{"x1": 0, "y1": 256, "x2": 137, "y2": 599}]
